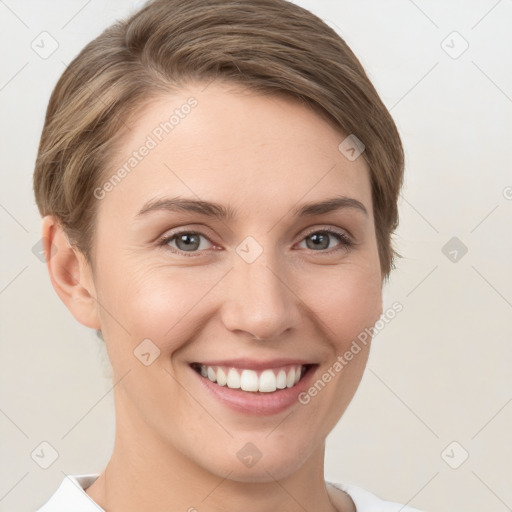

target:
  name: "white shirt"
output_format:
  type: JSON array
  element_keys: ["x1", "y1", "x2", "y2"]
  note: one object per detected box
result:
[{"x1": 35, "y1": 474, "x2": 423, "y2": 511}]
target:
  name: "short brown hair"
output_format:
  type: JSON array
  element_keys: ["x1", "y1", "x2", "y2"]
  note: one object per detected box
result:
[{"x1": 33, "y1": 0, "x2": 404, "y2": 280}]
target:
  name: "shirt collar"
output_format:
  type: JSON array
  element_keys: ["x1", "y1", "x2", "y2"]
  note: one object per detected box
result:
[{"x1": 37, "y1": 474, "x2": 103, "y2": 511}]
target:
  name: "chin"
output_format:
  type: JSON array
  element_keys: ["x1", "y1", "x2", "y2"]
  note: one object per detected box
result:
[{"x1": 197, "y1": 437, "x2": 317, "y2": 483}]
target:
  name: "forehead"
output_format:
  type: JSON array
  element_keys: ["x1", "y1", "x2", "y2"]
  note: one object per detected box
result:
[{"x1": 98, "y1": 82, "x2": 373, "y2": 222}]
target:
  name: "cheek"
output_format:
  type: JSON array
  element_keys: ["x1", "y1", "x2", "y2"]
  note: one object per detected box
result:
[
  {"x1": 299, "y1": 263, "x2": 382, "y2": 348},
  {"x1": 293, "y1": 267, "x2": 381, "y2": 426},
  {"x1": 102, "y1": 263, "x2": 223, "y2": 353}
]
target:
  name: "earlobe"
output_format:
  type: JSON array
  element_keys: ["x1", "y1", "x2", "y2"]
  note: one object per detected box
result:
[{"x1": 41, "y1": 215, "x2": 101, "y2": 330}]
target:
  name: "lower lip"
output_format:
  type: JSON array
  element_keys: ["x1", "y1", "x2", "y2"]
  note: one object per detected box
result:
[{"x1": 190, "y1": 364, "x2": 318, "y2": 416}]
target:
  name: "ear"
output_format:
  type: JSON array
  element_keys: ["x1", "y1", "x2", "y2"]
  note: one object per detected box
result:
[{"x1": 41, "y1": 215, "x2": 101, "y2": 329}]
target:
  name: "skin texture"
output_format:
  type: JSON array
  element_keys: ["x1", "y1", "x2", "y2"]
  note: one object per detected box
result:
[{"x1": 43, "y1": 82, "x2": 383, "y2": 512}]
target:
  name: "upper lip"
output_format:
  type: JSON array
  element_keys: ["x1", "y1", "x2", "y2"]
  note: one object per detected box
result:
[{"x1": 190, "y1": 358, "x2": 315, "y2": 371}]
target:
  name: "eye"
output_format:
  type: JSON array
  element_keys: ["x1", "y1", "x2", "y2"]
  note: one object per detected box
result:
[
  {"x1": 157, "y1": 227, "x2": 354, "y2": 257},
  {"x1": 297, "y1": 228, "x2": 353, "y2": 252},
  {"x1": 158, "y1": 231, "x2": 213, "y2": 255}
]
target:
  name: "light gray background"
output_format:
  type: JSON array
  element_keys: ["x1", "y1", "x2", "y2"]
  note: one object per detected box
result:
[{"x1": 1, "y1": 1, "x2": 511, "y2": 511}]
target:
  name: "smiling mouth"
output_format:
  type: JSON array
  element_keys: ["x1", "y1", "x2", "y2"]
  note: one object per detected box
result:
[{"x1": 190, "y1": 363, "x2": 315, "y2": 393}]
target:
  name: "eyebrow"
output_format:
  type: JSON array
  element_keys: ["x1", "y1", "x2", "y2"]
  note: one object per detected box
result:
[{"x1": 136, "y1": 195, "x2": 368, "y2": 220}]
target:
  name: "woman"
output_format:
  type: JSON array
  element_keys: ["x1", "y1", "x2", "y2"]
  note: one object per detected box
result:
[{"x1": 33, "y1": 0, "x2": 422, "y2": 510}]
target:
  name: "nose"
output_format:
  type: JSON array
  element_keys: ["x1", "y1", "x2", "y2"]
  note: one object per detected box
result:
[{"x1": 220, "y1": 248, "x2": 302, "y2": 341}]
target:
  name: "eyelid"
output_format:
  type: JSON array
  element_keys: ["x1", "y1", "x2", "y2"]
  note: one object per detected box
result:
[{"x1": 299, "y1": 225, "x2": 353, "y2": 242}]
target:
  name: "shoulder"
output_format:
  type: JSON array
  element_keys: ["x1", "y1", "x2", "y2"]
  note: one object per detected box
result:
[
  {"x1": 35, "y1": 474, "x2": 102, "y2": 512},
  {"x1": 327, "y1": 481, "x2": 425, "y2": 512}
]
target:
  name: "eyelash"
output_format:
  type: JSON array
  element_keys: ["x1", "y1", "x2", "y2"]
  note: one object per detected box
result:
[{"x1": 157, "y1": 227, "x2": 354, "y2": 257}]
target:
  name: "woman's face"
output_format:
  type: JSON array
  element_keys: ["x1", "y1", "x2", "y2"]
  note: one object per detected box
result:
[{"x1": 88, "y1": 82, "x2": 382, "y2": 482}]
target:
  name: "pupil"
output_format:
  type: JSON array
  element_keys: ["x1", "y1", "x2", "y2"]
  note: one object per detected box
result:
[
  {"x1": 307, "y1": 232, "x2": 329, "y2": 250},
  {"x1": 177, "y1": 233, "x2": 199, "y2": 251}
]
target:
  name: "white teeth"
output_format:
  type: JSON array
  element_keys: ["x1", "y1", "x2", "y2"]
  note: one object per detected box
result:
[
  {"x1": 259, "y1": 369, "x2": 277, "y2": 392},
  {"x1": 240, "y1": 369, "x2": 259, "y2": 392},
  {"x1": 196, "y1": 364, "x2": 306, "y2": 393},
  {"x1": 216, "y1": 367, "x2": 227, "y2": 386},
  {"x1": 286, "y1": 367, "x2": 296, "y2": 388},
  {"x1": 207, "y1": 366, "x2": 216, "y2": 382},
  {"x1": 276, "y1": 369, "x2": 287, "y2": 389},
  {"x1": 226, "y1": 368, "x2": 241, "y2": 389}
]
